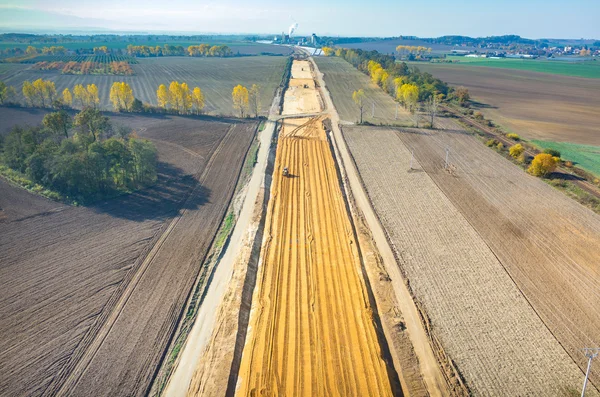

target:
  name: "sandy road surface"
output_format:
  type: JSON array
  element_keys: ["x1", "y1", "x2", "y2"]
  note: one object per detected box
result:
[
  {"x1": 235, "y1": 117, "x2": 395, "y2": 396},
  {"x1": 235, "y1": 59, "x2": 396, "y2": 396}
]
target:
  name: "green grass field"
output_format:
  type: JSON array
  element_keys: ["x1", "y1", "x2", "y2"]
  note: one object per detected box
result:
[
  {"x1": 435, "y1": 56, "x2": 600, "y2": 79},
  {"x1": 531, "y1": 140, "x2": 600, "y2": 177}
]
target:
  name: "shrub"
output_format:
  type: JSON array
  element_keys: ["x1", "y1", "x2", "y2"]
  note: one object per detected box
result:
[
  {"x1": 474, "y1": 112, "x2": 484, "y2": 120},
  {"x1": 506, "y1": 133, "x2": 521, "y2": 141},
  {"x1": 497, "y1": 142, "x2": 504, "y2": 151},
  {"x1": 543, "y1": 148, "x2": 561, "y2": 158},
  {"x1": 509, "y1": 143, "x2": 525, "y2": 158},
  {"x1": 528, "y1": 153, "x2": 560, "y2": 177},
  {"x1": 486, "y1": 139, "x2": 498, "y2": 147},
  {"x1": 564, "y1": 160, "x2": 573, "y2": 168},
  {"x1": 517, "y1": 153, "x2": 528, "y2": 164}
]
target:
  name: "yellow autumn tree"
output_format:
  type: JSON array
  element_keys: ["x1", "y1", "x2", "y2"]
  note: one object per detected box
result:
[
  {"x1": 22, "y1": 79, "x2": 55, "y2": 108},
  {"x1": 528, "y1": 153, "x2": 560, "y2": 177},
  {"x1": 62, "y1": 88, "x2": 73, "y2": 107},
  {"x1": 180, "y1": 82, "x2": 192, "y2": 114},
  {"x1": 110, "y1": 82, "x2": 134, "y2": 111},
  {"x1": 22, "y1": 80, "x2": 36, "y2": 106},
  {"x1": 248, "y1": 84, "x2": 261, "y2": 117},
  {"x1": 86, "y1": 84, "x2": 99, "y2": 108},
  {"x1": 169, "y1": 81, "x2": 183, "y2": 113},
  {"x1": 322, "y1": 47, "x2": 334, "y2": 56},
  {"x1": 192, "y1": 87, "x2": 205, "y2": 114},
  {"x1": 509, "y1": 144, "x2": 525, "y2": 159},
  {"x1": 157, "y1": 84, "x2": 170, "y2": 109},
  {"x1": 73, "y1": 84, "x2": 87, "y2": 108},
  {"x1": 232, "y1": 84, "x2": 249, "y2": 117}
]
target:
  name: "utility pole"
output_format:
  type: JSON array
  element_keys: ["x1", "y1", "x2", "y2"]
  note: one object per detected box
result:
[
  {"x1": 395, "y1": 103, "x2": 398, "y2": 120},
  {"x1": 582, "y1": 348, "x2": 599, "y2": 397},
  {"x1": 410, "y1": 150, "x2": 414, "y2": 170},
  {"x1": 372, "y1": 102, "x2": 375, "y2": 118}
]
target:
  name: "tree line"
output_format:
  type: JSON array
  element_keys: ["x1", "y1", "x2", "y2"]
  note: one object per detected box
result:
[
  {"x1": 326, "y1": 47, "x2": 449, "y2": 126},
  {"x1": 126, "y1": 44, "x2": 233, "y2": 57},
  {"x1": 1, "y1": 78, "x2": 262, "y2": 118},
  {"x1": 0, "y1": 107, "x2": 157, "y2": 202}
]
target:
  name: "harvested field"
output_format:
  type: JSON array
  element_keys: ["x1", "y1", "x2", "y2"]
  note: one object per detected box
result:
[
  {"x1": 344, "y1": 124, "x2": 600, "y2": 395},
  {"x1": 314, "y1": 56, "x2": 412, "y2": 125},
  {"x1": 236, "y1": 117, "x2": 397, "y2": 396},
  {"x1": 0, "y1": 108, "x2": 256, "y2": 396},
  {"x1": 0, "y1": 56, "x2": 288, "y2": 116},
  {"x1": 415, "y1": 63, "x2": 600, "y2": 145}
]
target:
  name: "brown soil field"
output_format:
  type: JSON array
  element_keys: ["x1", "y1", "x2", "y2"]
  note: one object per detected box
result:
[
  {"x1": 0, "y1": 108, "x2": 256, "y2": 396},
  {"x1": 314, "y1": 56, "x2": 412, "y2": 125},
  {"x1": 343, "y1": 124, "x2": 598, "y2": 396},
  {"x1": 416, "y1": 63, "x2": 600, "y2": 145},
  {"x1": 235, "y1": 117, "x2": 398, "y2": 396}
]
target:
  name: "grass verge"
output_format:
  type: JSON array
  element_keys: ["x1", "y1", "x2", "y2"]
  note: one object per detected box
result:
[{"x1": 531, "y1": 140, "x2": 600, "y2": 178}]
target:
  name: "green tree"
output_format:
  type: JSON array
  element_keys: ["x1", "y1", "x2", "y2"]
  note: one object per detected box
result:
[{"x1": 43, "y1": 111, "x2": 72, "y2": 139}]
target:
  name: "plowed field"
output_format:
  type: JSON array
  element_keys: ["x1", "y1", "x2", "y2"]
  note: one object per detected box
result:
[
  {"x1": 235, "y1": 117, "x2": 395, "y2": 396},
  {"x1": 343, "y1": 124, "x2": 600, "y2": 395},
  {"x1": 0, "y1": 109, "x2": 256, "y2": 396}
]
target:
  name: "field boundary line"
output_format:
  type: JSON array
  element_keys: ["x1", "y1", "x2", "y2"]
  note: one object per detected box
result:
[{"x1": 48, "y1": 124, "x2": 238, "y2": 397}]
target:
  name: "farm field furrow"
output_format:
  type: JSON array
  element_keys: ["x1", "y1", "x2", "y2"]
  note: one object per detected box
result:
[
  {"x1": 415, "y1": 63, "x2": 600, "y2": 145},
  {"x1": 56, "y1": 122, "x2": 256, "y2": 397},
  {"x1": 236, "y1": 118, "x2": 395, "y2": 396},
  {"x1": 314, "y1": 56, "x2": 412, "y2": 125},
  {"x1": 0, "y1": 56, "x2": 288, "y2": 116},
  {"x1": 392, "y1": 124, "x2": 600, "y2": 388},
  {"x1": 0, "y1": 108, "x2": 255, "y2": 397},
  {"x1": 343, "y1": 125, "x2": 592, "y2": 396}
]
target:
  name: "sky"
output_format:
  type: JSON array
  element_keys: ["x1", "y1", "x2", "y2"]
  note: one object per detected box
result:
[{"x1": 0, "y1": 0, "x2": 598, "y2": 39}]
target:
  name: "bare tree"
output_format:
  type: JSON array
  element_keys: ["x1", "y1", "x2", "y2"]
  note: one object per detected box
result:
[{"x1": 425, "y1": 94, "x2": 441, "y2": 128}]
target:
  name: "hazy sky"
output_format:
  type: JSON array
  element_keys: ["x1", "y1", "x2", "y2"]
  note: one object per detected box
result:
[{"x1": 0, "y1": 0, "x2": 598, "y2": 38}]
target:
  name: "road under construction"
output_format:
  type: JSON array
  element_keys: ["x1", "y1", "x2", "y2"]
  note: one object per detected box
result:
[{"x1": 234, "y1": 60, "x2": 398, "y2": 396}]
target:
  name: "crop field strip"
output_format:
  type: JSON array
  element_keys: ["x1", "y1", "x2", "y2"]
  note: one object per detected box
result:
[
  {"x1": 391, "y1": 122, "x2": 600, "y2": 388},
  {"x1": 342, "y1": 125, "x2": 592, "y2": 395},
  {"x1": 0, "y1": 56, "x2": 288, "y2": 116},
  {"x1": 416, "y1": 63, "x2": 600, "y2": 145},
  {"x1": 314, "y1": 56, "x2": 413, "y2": 125},
  {"x1": 236, "y1": 118, "x2": 395, "y2": 396},
  {"x1": 0, "y1": 109, "x2": 255, "y2": 396}
]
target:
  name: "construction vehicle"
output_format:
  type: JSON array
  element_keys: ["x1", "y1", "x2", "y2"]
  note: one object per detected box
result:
[{"x1": 283, "y1": 167, "x2": 289, "y2": 177}]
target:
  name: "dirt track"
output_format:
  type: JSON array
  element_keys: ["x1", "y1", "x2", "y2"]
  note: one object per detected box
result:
[
  {"x1": 0, "y1": 110, "x2": 255, "y2": 396},
  {"x1": 343, "y1": 124, "x2": 598, "y2": 395}
]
